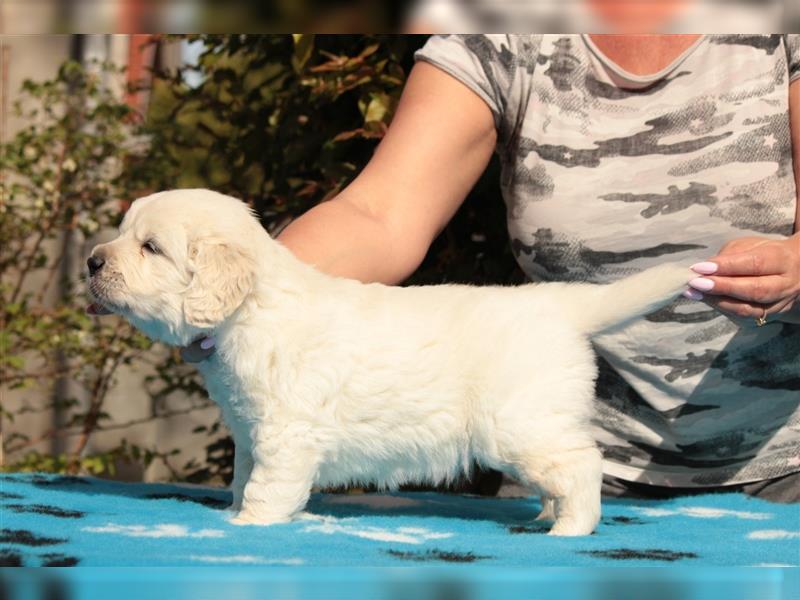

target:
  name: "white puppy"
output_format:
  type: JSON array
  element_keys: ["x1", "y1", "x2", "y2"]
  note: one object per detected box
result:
[{"x1": 88, "y1": 189, "x2": 693, "y2": 536}]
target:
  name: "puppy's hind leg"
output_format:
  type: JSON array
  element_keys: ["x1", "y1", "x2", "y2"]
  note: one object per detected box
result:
[
  {"x1": 524, "y1": 482, "x2": 555, "y2": 521},
  {"x1": 517, "y1": 446, "x2": 602, "y2": 536},
  {"x1": 535, "y1": 496, "x2": 556, "y2": 522}
]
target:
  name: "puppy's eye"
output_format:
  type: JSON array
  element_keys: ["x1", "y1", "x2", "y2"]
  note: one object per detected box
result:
[{"x1": 142, "y1": 240, "x2": 160, "y2": 255}]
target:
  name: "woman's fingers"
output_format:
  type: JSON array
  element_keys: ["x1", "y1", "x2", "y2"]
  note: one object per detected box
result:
[
  {"x1": 702, "y1": 243, "x2": 791, "y2": 277},
  {"x1": 688, "y1": 274, "x2": 791, "y2": 303},
  {"x1": 702, "y1": 295, "x2": 795, "y2": 320},
  {"x1": 688, "y1": 235, "x2": 800, "y2": 322}
]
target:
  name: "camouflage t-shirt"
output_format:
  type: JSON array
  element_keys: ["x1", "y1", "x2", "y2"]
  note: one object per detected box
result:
[{"x1": 416, "y1": 34, "x2": 800, "y2": 487}]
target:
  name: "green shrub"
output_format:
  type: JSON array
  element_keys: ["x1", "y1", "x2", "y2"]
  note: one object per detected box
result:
[{"x1": 0, "y1": 60, "x2": 185, "y2": 476}]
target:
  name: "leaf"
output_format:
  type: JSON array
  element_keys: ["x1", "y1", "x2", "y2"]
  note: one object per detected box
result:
[
  {"x1": 359, "y1": 44, "x2": 380, "y2": 60},
  {"x1": 363, "y1": 92, "x2": 391, "y2": 124},
  {"x1": 332, "y1": 129, "x2": 364, "y2": 142},
  {"x1": 291, "y1": 34, "x2": 315, "y2": 74},
  {"x1": 4, "y1": 355, "x2": 25, "y2": 369}
]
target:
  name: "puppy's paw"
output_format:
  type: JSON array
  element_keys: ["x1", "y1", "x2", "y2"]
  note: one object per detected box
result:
[
  {"x1": 547, "y1": 519, "x2": 596, "y2": 537},
  {"x1": 229, "y1": 511, "x2": 293, "y2": 527}
]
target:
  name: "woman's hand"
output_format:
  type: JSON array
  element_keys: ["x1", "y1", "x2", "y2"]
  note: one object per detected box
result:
[{"x1": 685, "y1": 234, "x2": 800, "y2": 324}]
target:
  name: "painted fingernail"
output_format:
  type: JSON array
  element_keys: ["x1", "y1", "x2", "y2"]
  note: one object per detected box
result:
[
  {"x1": 683, "y1": 288, "x2": 704, "y2": 301},
  {"x1": 689, "y1": 277, "x2": 715, "y2": 292},
  {"x1": 691, "y1": 261, "x2": 718, "y2": 275}
]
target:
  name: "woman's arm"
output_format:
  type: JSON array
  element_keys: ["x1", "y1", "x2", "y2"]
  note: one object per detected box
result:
[
  {"x1": 277, "y1": 61, "x2": 497, "y2": 284},
  {"x1": 687, "y1": 80, "x2": 800, "y2": 324},
  {"x1": 180, "y1": 63, "x2": 496, "y2": 361},
  {"x1": 794, "y1": 80, "x2": 800, "y2": 230}
]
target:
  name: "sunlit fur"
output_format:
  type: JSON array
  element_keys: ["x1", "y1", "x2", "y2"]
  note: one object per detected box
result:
[{"x1": 88, "y1": 189, "x2": 693, "y2": 536}]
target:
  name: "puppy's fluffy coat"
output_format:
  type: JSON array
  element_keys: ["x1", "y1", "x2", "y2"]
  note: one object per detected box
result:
[{"x1": 88, "y1": 189, "x2": 692, "y2": 535}]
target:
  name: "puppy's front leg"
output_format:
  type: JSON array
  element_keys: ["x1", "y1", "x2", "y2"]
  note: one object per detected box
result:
[
  {"x1": 230, "y1": 428, "x2": 319, "y2": 526},
  {"x1": 215, "y1": 404, "x2": 253, "y2": 511},
  {"x1": 230, "y1": 434, "x2": 254, "y2": 511}
]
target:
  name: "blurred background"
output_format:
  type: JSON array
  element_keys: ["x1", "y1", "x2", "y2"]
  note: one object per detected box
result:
[
  {"x1": 0, "y1": 32, "x2": 521, "y2": 485},
  {"x1": 0, "y1": 0, "x2": 797, "y2": 33}
]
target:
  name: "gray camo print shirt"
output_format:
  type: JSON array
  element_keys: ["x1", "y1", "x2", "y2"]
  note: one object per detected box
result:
[{"x1": 416, "y1": 34, "x2": 800, "y2": 487}]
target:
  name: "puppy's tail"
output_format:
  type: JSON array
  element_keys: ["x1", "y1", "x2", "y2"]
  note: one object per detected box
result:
[{"x1": 562, "y1": 263, "x2": 695, "y2": 335}]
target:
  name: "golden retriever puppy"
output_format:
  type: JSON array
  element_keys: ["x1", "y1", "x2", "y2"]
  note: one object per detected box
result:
[{"x1": 87, "y1": 189, "x2": 692, "y2": 535}]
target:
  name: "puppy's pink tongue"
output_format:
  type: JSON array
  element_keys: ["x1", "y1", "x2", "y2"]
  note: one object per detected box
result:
[{"x1": 86, "y1": 303, "x2": 112, "y2": 315}]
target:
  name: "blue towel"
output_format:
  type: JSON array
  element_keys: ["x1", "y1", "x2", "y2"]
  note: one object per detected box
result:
[{"x1": 1, "y1": 473, "x2": 797, "y2": 567}]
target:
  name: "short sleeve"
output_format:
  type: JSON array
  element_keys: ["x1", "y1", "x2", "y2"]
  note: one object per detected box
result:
[
  {"x1": 414, "y1": 35, "x2": 522, "y2": 130},
  {"x1": 786, "y1": 34, "x2": 800, "y2": 83}
]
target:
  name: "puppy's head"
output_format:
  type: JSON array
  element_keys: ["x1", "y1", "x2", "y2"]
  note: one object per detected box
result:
[{"x1": 87, "y1": 189, "x2": 259, "y2": 345}]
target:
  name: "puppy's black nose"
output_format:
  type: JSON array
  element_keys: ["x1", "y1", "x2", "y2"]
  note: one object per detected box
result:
[{"x1": 87, "y1": 255, "x2": 105, "y2": 276}]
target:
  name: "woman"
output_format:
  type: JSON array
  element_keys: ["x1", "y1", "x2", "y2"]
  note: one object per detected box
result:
[{"x1": 191, "y1": 34, "x2": 800, "y2": 501}]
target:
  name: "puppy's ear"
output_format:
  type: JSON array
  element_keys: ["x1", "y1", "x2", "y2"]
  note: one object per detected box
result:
[{"x1": 184, "y1": 238, "x2": 255, "y2": 328}]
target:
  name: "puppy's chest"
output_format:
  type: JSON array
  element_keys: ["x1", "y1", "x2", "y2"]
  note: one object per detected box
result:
[{"x1": 196, "y1": 357, "x2": 262, "y2": 420}]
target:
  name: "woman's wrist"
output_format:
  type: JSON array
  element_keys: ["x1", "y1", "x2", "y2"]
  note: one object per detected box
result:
[{"x1": 775, "y1": 232, "x2": 800, "y2": 323}]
